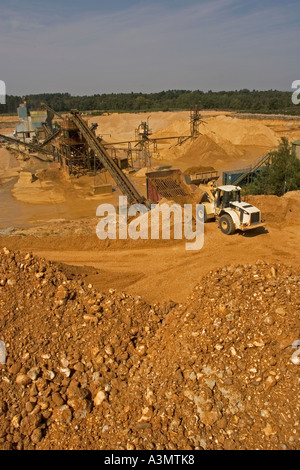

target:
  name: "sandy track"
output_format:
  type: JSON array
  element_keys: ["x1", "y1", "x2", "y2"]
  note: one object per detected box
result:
[{"x1": 1, "y1": 220, "x2": 298, "y2": 304}]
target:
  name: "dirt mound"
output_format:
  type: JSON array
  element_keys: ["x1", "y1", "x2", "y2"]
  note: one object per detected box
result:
[
  {"x1": 11, "y1": 171, "x2": 66, "y2": 205},
  {"x1": 0, "y1": 249, "x2": 299, "y2": 450},
  {"x1": 0, "y1": 248, "x2": 166, "y2": 450},
  {"x1": 151, "y1": 119, "x2": 190, "y2": 139},
  {"x1": 123, "y1": 261, "x2": 300, "y2": 450},
  {"x1": 91, "y1": 111, "x2": 190, "y2": 143},
  {"x1": 0, "y1": 148, "x2": 20, "y2": 172},
  {"x1": 246, "y1": 191, "x2": 300, "y2": 225},
  {"x1": 166, "y1": 134, "x2": 244, "y2": 172},
  {"x1": 198, "y1": 115, "x2": 280, "y2": 147}
]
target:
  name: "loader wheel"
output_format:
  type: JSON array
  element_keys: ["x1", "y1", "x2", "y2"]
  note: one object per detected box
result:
[{"x1": 219, "y1": 214, "x2": 235, "y2": 235}]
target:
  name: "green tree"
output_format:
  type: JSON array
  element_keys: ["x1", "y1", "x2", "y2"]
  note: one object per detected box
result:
[{"x1": 244, "y1": 137, "x2": 300, "y2": 196}]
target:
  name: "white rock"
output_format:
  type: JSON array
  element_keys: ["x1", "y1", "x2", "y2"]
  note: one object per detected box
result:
[{"x1": 94, "y1": 390, "x2": 106, "y2": 406}]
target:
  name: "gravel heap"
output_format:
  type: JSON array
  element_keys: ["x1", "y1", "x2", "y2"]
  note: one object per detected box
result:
[{"x1": 0, "y1": 248, "x2": 299, "y2": 450}]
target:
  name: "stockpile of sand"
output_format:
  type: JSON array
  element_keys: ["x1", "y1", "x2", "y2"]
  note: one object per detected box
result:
[
  {"x1": 247, "y1": 191, "x2": 300, "y2": 225},
  {"x1": 151, "y1": 119, "x2": 190, "y2": 140},
  {"x1": 0, "y1": 249, "x2": 299, "y2": 450},
  {"x1": 0, "y1": 147, "x2": 20, "y2": 173},
  {"x1": 0, "y1": 148, "x2": 21, "y2": 184},
  {"x1": 151, "y1": 115, "x2": 281, "y2": 172},
  {"x1": 175, "y1": 134, "x2": 244, "y2": 171},
  {"x1": 11, "y1": 171, "x2": 66, "y2": 205},
  {"x1": 198, "y1": 115, "x2": 280, "y2": 147},
  {"x1": 90, "y1": 112, "x2": 190, "y2": 143}
]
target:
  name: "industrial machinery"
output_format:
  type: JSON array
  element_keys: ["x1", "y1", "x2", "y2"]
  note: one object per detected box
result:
[
  {"x1": 69, "y1": 110, "x2": 148, "y2": 206},
  {"x1": 2, "y1": 103, "x2": 264, "y2": 235},
  {"x1": 1, "y1": 105, "x2": 148, "y2": 206},
  {"x1": 0, "y1": 132, "x2": 56, "y2": 161},
  {"x1": 198, "y1": 183, "x2": 264, "y2": 234},
  {"x1": 146, "y1": 170, "x2": 264, "y2": 235}
]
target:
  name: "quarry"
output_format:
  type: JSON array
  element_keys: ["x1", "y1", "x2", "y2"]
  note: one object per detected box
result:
[{"x1": 0, "y1": 105, "x2": 299, "y2": 450}]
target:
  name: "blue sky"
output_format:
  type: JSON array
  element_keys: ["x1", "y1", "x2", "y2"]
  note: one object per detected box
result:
[{"x1": 0, "y1": 0, "x2": 299, "y2": 95}]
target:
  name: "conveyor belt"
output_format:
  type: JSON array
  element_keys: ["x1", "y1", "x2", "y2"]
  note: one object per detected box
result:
[
  {"x1": 70, "y1": 110, "x2": 146, "y2": 205},
  {"x1": 0, "y1": 133, "x2": 55, "y2": 159},
  {"x1": 39, "y1": 128, "x2": 61, "y2": 148}
]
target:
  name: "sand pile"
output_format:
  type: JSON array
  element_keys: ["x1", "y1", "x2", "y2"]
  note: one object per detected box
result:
[
  {"x1": 11, "y1": 171, "x2": 66, "y2": 205},
  {"x1": 0, "y1": 249, "x2": 299, "y2": 450},
  {"x1": 0, "y1": 148, "x2": 20, "y2": 181},
  {"x1": 175, "y1": 134, "x2": 243, "y2": 171},
  {"x1": 154, "y1": 130, "x2": 246, "y2": 172},
  {"x1": 150, "y1": 114, "x2": 279, "y2": 172},
  {"x1": 198, "y1": 115, "x2": 280, "y2": 147},
  {"x1": 246, "y1": 191, "x2": 300, "y2": 225},
  {"x1": 151, "y1": 119, "x2": 190, "y2": 140},
  {"x1": 91, "y1": 112, "x2": 190, "y2": 143},
  {"x1": 0, "y1": 148, "x2": 19, "y2": 172}
]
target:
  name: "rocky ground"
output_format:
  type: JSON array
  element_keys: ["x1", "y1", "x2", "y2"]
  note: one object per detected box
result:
[{"x1": 0, "y1": 248, "x2": 299, "y2": 450}]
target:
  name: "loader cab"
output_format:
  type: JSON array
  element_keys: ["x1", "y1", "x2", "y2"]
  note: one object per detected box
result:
[{"x1": 215, "y1": 185, "x2": 241, "y2": 209}]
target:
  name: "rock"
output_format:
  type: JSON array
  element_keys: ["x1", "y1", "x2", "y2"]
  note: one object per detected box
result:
[
  {"x1": 56, "y1": 286, "x2": 70, "y2": 300},
  {"x1": 11, "y1": 414, "x2": 21, "y2": 429},
  {"x1": 275, "y1": 307, "x2": 286, "y2": 316},
  {"x1": 138, "y1": 406, "x2": 153, "y2": 423},
  {"x1": 0, "y1": 400, "x2": 8, "y2": 416},
  {"x1": 52, "y1": 405, "x2": 72, "y2": 425},
  {"x1": 51, "y1": 392, "x2": 65, "y2": 407},
  {"x1": 43, "y1": 370, "x2": 55, "y2": 381},
  {"x1": 59, "y1": 367, "x2": 71, "y2": 377},
  {"x1": 31, "y1": 427, "x2": 43, "y2": 444},
  {"x1": 94, "y1": 390, "x2": 106, "y2": 406},
  {"x1": 67, "y1": 397, "x2": 91, "y2": 420},
  {"x1": 83, "y1": 314, "x2": 98, "y2": 323},
  {"x1": 0, "y1": 250, "x2": 299, "y2": 450},
  {"x1": 264, "y1": 375, "x2": 277, "y2": 392},
  {"x1": 136, "y1": 344, "x2": 147, "y2": 356},
  {"x1": 223, "y1": 439, "x2": 235, "y2": 450},
  {"x1": 16, "y1": 374, "x2": 32, "y2": 386},
  {"x1": 20, "y1": 414, "x2": 42, "y2": 436},
  {"x1": 60, "y1": 358, "x2": 69, "y2": 368},
  {"x1": 136, "y1": 422, "x2": 151, "y2": 430},
  {"x1": 263, "y1": 423, "x2": 277, "y2": 436},
  {"x1": 27, "y1": 367, "x2": 40, "y2": 381}
]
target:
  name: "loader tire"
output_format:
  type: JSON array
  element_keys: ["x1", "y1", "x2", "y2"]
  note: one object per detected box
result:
[{"x1": 219, "y1": 214, "x2": 235, "y2": 235}]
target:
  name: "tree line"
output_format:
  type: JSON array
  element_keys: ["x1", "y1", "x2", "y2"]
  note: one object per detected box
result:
[{"x1": 1, "y1": 89, "x2": 300, "y2": 115}]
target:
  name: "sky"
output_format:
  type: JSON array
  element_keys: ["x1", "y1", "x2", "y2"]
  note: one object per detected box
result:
[{"x1": 0, "y1": 0, "x2": 299, "y2": 95}]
